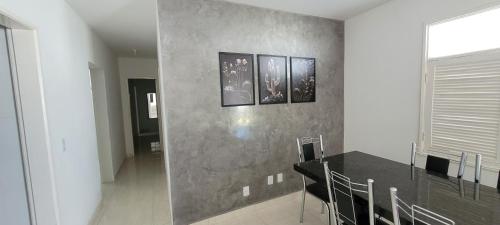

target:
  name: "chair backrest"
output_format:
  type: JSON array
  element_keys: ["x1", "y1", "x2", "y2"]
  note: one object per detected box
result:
[
  {"x1": 496, "y1": 170, "x2": 499, "y2": 190},
  {"x1": 323, "y1": 162, "x2": 375, "y2": 225},
  {"x1": 425, "y1": 155, "x2": 450, "y2": 176},
  {"x1": 296, "y1": 135, "x2": 324, "y2": 163},
  {"x1": 410, "y1": 142, "x2": 467, "y2": 178},
  {"x1": 390, "y1": 187, "x2": 455, "y2": 225}
]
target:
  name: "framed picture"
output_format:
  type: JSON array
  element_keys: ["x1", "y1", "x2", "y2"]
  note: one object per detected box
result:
[
  {"x1": 219, "y1": 52, "x2": 255, "y2": 107},
  {"x1": 290, "y1": 57, "x2": 315, "y2": 103},
  {"x1": 257, "y1": 55, "x2": 287, "y2": 104}
]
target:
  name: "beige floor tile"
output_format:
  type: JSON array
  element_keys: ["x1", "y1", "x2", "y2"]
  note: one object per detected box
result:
[
  {"x1": 99, "y1": 153, "x2": 329, "y2": 225},
  {"x1": 190, "y1": 192, "x2": 329, "y2": 225},
  {"x1": 91, "y1": 152, "x2": 171, "y2": 225}
]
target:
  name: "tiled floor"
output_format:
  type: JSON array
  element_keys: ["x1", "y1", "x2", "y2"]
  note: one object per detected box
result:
[
  {"x1": 90, "y1": 152, "x2": 171, "y2": 225},
  {"x1": 191, "y1": 192, "x2": 330, "y2": 225},
  {"x1": 88, "y1": 151, "x2": 327, "y2": 225}
]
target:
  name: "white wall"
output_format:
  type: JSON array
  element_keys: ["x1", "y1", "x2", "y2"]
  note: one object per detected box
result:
[
  {"x1": 345, "y1": 0, "x2": 500, "y2": 188},
  {"x1": 0, "y1": 0, "x2": 124, "y2": 224},
  {"x1": 118, "y1": 57, "x2": 158, "y2": 157}
]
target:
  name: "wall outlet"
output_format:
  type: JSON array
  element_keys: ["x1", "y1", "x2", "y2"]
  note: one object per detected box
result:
[
  {"x1": 243, "y1": 186, "x2": 250, "y2": 197},
  {"x1": 267, "y1": 175, "x2": 274, "y2": 185},
  {"x1": 277, "y1": 173, "x2": 283, "y2": 183}
]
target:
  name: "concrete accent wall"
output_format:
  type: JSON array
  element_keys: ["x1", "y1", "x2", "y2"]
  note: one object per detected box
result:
[{"x1": 157, "y1": 0, "x2": 344, "y2": 224}]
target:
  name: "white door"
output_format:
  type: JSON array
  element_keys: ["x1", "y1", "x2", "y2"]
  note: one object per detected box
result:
[{"x1": 0, "y1": 26, "x2": 31, "y2": 225}]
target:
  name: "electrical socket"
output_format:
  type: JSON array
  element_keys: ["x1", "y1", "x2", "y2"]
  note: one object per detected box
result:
[
  {"x1": 243, "y1": 186, "x2": 250, "y2": 197},
  {"x1": 277, "y1": 173, "x2": 283, "y2": 183},
  {"x1": 267, "y1": 175, "x2": 274, "y2": 185}
]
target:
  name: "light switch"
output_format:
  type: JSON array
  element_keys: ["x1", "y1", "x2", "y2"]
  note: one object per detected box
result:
[{"x1": 62, "y1": 138, "x2": 67, "y2": 152}]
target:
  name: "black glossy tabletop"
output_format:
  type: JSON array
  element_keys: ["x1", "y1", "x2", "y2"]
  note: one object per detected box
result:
[{"x1": 293, "y1": 151, "x2": 500, "y2": 225}]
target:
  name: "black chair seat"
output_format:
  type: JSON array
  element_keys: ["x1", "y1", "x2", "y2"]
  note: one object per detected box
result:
[
  {"x1": 305, "y1": 182, "x2": 330, "y2": 203},
  {"x1": 351, "y1": 196, "x2": 386, "y2": 225},
  {"x1": 337, "y1": 210, "x2": 388, "y2": 225},
  {"x1": 360, "y1": 214, "x2": 395, "y2": 225},
  {"x1": 354, "y1": 208, "x2": 394, "y2": 225}
]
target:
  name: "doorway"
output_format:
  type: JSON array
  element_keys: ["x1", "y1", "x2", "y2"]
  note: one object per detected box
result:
[
  {"x1": 128, "y1": 79, "x2": 160, "y2": 154},
  {"x1": 89, "y1": 66, "x2": 115, "y2": 182},
  {"x1": 0, "y1": 25, "x2": 32, "y2": 225}
]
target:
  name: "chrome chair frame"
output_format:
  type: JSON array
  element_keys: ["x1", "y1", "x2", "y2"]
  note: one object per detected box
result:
[
  {"x1": 410, "y1": 142, "x2": 467, "y2": 178},
  {"x1": 456, "y1": 152, "x2": 467, "y2": 178},
  {"x1": 474, "y1": 153, "x2": 482, "y2": 183},
  {"x1": 390, "y1": 187, "x2": 455, "y2": 225},
  {"x1": 324, "y1": 161, "x2": 375, "y2": 225},
  {"x1": 297, "y1": 135, "x2": 327, "y2": 223},
  {"x1": 496, "y1": 170, "x2": 500, "y2": 190}
]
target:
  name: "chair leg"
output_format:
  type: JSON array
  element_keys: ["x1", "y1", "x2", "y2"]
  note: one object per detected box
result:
[
  {"x1": 334, "y1": 202, "x2": 340, "y2": 225},
  {"x1": 321, "y1": 202, "x2": 325, "y2": 214},
  {"x1": 325, "y1": 202, "x2": 331, "y2": 225},
  {"x1": 300, "y1": 188, "x2": 306, "y2": 223}
]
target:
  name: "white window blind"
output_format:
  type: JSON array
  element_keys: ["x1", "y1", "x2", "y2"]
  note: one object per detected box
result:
[{"x1": 422, "y1": 50, "x2": 500, "y2": 169}]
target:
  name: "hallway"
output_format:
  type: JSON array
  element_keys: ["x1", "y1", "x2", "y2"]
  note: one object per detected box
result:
[{"x1": 90, "y1": 152, "x2": 170, "y2": 225}]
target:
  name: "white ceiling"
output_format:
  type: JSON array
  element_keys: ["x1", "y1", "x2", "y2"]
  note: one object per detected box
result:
[
  {"x1": 66, "y1": 0, "x2": 158, "y2": 57},
  {"x1": 66, "y1": 0, "x2": 390, "y2": 57},
  {"x1": 223, "y1": 0, "x2": 391, "y2": 20}
]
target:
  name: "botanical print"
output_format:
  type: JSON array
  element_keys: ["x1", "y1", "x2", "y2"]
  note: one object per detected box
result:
[
  {"x1": 219, "y1": 52, "x2": 255, "y2": 107},
  {"x1": 258, "y1": 55, "x2": 287, "y2": 104},
  {"x1": 290, "y1": 57, "x2": 315, "y2": 103}
]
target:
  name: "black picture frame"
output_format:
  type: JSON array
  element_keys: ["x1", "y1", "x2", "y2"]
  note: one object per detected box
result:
[
  {"x1": 290, "y1": 57, "x2": 316, "y2": 103},
  {"x1": 219, "y1": 52, "x2": 255, "y2": 107},
  {"x1": 257, "y1": 54, "x2": 288, "y2": 105}
]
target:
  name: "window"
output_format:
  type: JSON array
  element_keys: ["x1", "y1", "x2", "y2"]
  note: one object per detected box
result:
[
  {"x1": 420, "y1": 6, "x2": 500, "y2": 169},
  {"x1": 428, "y1": 7, "x2": 500, "y2": 59}
]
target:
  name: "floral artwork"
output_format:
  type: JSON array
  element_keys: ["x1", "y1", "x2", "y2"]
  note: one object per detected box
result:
[
  {"x1": 290, "y1": 57, "x2": 315, "y2": 103},
  {"x1": 219, "y1": 52, "x2": 255, "y2": 107},
  {"x1": 258, "y1": 55, "x2": 287, "y2": 104}
]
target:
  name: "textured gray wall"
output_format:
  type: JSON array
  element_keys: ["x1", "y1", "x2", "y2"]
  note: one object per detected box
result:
[{"x1": 157, "y1": 0, "x2": 344, "y2": 224}]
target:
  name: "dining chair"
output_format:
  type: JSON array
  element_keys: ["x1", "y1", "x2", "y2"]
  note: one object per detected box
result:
[
  {"x1": 297, "y1": 135, "x2": 327, "y2": 223},
  {"x1": 410, "y1": 142, "x2": 467, "y2": 178},
  {"x1": 390, "y1": 187, "x2": 455, "y2": 225},
  {"x1": 425, "y1": 155, "x2": 450, "y2": 176},
  {"x1": 497, "y1": 170, "x2": 500, "y2": 190},
  {"x1": 323, "y1": 161, "x2": 379, "y2": 225}
]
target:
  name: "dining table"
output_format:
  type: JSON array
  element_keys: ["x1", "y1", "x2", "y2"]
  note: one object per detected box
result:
[{"x1": 293, "y1": 151, "x2": 500, "y2": 225}]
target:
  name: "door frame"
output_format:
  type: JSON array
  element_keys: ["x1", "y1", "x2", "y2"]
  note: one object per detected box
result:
[
  {"x1": 2, "y1": 24, "x2": 35, "y2": 225},
  {"x1": 121, "y1": 77, "x2": 160, "y2": 157},
  {"x1": 88, "y1": 64, "x2": 115, "y2": 182},
  {"x1": 0, "y1": 11, "x2": 60, "y2": 225}
]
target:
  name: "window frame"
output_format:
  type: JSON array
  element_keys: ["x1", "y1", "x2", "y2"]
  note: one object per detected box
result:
[{"x1": 419, "y1": 11, "x2": 500, "y2": 170}]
